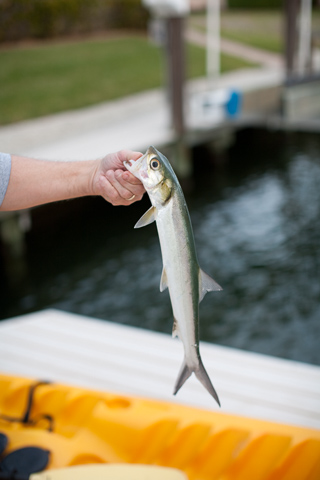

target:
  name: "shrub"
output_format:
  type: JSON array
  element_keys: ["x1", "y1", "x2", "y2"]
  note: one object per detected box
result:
[
  {"x1": 0, "y1": 0, "x2": 148, "y2": 42},
  {"x1": 228, "y1": 0, "x2": 282, "y2": 8}
]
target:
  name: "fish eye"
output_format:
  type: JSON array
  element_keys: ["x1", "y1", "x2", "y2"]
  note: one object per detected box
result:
[{"x1": 150, "y1": 158, "x2": 160, "y2": 170}]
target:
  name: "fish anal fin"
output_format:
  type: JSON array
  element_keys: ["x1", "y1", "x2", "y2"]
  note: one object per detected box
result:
[
  {"x1": 172, "y1": 317, "x2": 179, "y2": 338},
  {"x1": 134, "y1": 206, "x2": 157, "y2": 229},
  {"x1": 160, "y1": 267, "x2": 168, "y2": 292},
  {"x1": 199, "y1": 269, "x2": 222, "y2": 302}
]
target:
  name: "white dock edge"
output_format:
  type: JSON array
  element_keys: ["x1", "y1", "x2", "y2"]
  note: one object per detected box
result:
[{"x1": 0, "y1": 309, "x2": 319, "y2": 430}]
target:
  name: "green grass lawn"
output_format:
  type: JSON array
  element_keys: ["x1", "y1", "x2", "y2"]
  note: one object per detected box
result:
[
  {"x1": 221, "y1": 9, "x2": 283, "y2": 53},
  {"x1": 190, "y1": 9, "x2": 283, "y2": 52},
  {"x1": 0, "y1": 34, "x2": 253, "y2": 125},
  {"x1": 191, "y1": 9, "x2": 320, "y2": 54}
]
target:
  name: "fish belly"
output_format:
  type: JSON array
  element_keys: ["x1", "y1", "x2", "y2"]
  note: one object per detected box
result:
[{"x1": 155, "y1": 202, "x2": 200, "y2": 366}]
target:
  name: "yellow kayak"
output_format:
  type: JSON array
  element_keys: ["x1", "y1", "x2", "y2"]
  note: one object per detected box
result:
[{"x1": 0, "y1": 373, "x2": 319, "y2": 479}]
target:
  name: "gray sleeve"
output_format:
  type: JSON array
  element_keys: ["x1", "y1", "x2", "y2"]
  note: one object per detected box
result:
[{"x1": 0, "y1": 152, "x2": 12, "y2": 206}]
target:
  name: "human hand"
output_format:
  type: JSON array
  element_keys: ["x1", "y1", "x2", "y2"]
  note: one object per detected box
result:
[{"x1": 92, "y1": 150, "x2": 145, "y2": 206}]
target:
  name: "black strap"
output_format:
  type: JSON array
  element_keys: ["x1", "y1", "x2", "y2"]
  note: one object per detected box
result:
[
  {"x1": 0, "y1": 434, "x2": 8, "y2": 457},
  {"x1": 0, "y1": 447, "x2": 50, "y2": 480},
  {"x1": 0, "y1": 381, "x2": 54, "y2": 432}
]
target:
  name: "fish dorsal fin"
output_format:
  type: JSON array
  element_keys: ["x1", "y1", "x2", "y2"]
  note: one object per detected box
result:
[
  {"x1": 199, "y1": 269, "x2": 222, "y2": 303},
  {"x1": 172, "y1": 317, "x2": 180, "y2": 338},
  {"x1": 134, "y1": 206, "x2": 157, "y2": 229},
  {"x1": 160, "y1": 267, "x2": 168, "y2": 292}
]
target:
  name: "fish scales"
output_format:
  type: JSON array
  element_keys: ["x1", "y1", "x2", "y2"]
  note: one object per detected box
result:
[
  {"x1": 156, "y1": 195, "x2": 199, "y2": 361},
  {"x1": 124, "y1": 146, "x2": 222, "y2": 406}
]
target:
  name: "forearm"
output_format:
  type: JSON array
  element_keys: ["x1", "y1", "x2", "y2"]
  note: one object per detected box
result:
[
  {"x1": 0, "y1": 149, "x2": 145, "y2": 211},
  {"x1": 0, "y1": 155, "x2": 97, "y2": 211}
]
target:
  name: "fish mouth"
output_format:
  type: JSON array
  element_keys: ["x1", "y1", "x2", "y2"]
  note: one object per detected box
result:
[
  {"x1": 123, "y1": 151, "x2": 148, "y2": 178},
  {"x1": 124, "y1": 146, "x2": 157, "y2": 179}
]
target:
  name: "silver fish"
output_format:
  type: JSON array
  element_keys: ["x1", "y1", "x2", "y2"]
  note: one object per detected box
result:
[{"x1": 124, "y1": 146, "x2": 222, "y2": 406}]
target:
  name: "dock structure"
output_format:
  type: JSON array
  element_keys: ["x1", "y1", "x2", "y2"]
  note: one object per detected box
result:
[
  {"x1": 0, "y1": 64, "x2": 285, "y2": 256},
  {"x1": 0, "y1": 309, "x2": 320, "y2": 431},
  {"x1": 0, "y1": 67, "x2": 284, "y2": 163},
  {"x1": 2, "y1": 3, "x2": 320, "y2": 253}
]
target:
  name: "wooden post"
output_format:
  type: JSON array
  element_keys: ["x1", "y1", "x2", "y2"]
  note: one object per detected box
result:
[
  {"x1": 284, "y1": 0, "x2": 300, "y2": 77},
  {"x1": 165, "y1": 16, "x2": 191, "y2": 177},
  {"x1": 297, "y1": 0, "x2": 312, "y2": 74},
  {"x1": 166, "y1": 16, "x2": 185, "y2": 137},
  {"x1": 206, "y1": 0, "x2": 220, "y2": 88},
  {"x1": 0, "y1": 210, "x2": 31, "y2": 285}
]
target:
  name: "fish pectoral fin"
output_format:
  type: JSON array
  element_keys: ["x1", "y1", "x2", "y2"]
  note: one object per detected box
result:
[
  {"x1": 172, "y1": 317, "x2": 179, "y2": 338},
  {"x1": 134, "y1": 206, "x2": 157, "y2": 229},
  {"x1": 160, "y1": 267, "x2": 168, "y2": 292},
  {"x1": 199, "y1": 269, "x2": 222, "y2": 302}
]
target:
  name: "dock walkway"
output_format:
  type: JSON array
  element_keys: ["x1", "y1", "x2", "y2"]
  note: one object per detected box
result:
[
  {"x1": 0, "y1": 309, "x2": 319, "y2": 430},
  {"x1": 0, "y1": 67, "x2": 283, "y2": 161}
]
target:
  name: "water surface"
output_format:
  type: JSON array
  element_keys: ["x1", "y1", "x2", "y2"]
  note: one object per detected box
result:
[{"x1": 1, "y1": 129, "x2": 319, "y2": 365}]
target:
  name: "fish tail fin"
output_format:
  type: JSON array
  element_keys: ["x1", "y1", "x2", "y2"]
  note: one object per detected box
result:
[
  {"x1": 173, "y1": 359, "x2": 192, "y2": 396},
  {"x1": 173, "y1": 357, "x2": 221, "y2": 407},
  {"x1": 195, "y1": 358, "x2": 221, "y2": 407}
]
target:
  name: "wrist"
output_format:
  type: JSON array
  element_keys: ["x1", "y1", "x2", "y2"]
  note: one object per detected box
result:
[
  {"x1": 88, "y1": 159, "x2": 103, "y2": 197},
  {"x1": 80, "y1": 159, "x2": 100, "y2": 197}
]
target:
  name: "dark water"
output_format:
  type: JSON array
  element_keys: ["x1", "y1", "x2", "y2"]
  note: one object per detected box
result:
[{"x1": 1, "y1": 128, "x2": 320, "y2": 365}]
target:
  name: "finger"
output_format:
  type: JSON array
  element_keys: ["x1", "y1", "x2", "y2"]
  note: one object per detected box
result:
[
  {"x1": 120, "y1": 150, "x2": 143, "y2": 163},
  {"x1": 114, "y1": 170, "x2": 145, "y2": 198},
  {"x1": 107, "y1": 170, "x2": 140, "y2": 203},
  {"x1": 98, "y1": 175, "x2": 124, "y2": 206},
  {"x1": 112, "y1": 150, "x2": 142, "y2": 171},
  {"x1": 121, "y1": 170, "x2": 142, "y2": 184}
]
